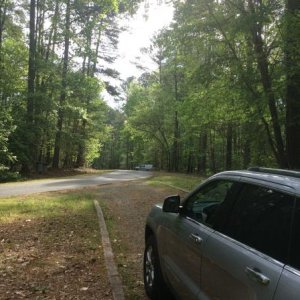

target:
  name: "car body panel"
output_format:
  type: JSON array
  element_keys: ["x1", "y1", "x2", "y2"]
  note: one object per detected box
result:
[
  {"x1": 201, "y1": 231, "x2": 283, "y2": 300},
  {"x1": 158, "y1": 214, "x2": 213, "y2": 300},
  {"x1": 273, "y1": 266, "x2": 300, "y2": 300}
]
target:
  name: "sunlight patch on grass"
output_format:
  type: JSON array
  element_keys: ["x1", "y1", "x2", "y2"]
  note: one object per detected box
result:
[
  {"x1": 0, "y1": 191, "x2": 95, "y2": 223},
  {"x1": 148, "y1": 172, "x2": 205, "y2": 191}
]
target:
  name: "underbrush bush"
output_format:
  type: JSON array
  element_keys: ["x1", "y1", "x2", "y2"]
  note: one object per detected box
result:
[{"x1": 0, "y1": 167, "x2": 21, "y2": 182}]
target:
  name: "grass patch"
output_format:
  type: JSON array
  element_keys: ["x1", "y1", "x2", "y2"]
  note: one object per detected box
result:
[
  {"x1": 99, "y1": 199, "x2": 144, "y2": 299},
  {"x1": 0, "y1": 189, "x2": 111, "y2": 299},
  {"x1": 148, "y1": 172, "x2": 205, "y2": 191},
  {"x1": 0, "y1": 192, "x2": 95, "y2": 223}
]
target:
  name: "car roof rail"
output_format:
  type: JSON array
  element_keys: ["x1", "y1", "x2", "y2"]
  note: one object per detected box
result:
[{"x1": 248, "y1": 167, "x2": 300, "y2": 178}]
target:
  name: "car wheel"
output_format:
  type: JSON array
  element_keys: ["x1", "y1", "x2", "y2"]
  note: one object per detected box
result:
[{"x1": 143, "y1": 235, "x2": 173, "y2": 299}]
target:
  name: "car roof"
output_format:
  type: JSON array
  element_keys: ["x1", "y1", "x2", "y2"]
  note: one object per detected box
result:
[{"x1": 212, "y1": 170, "x2": 300, "y2": 196}]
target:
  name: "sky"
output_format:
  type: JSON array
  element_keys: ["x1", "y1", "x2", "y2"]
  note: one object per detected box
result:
[{"x1": 103, "y1": 0, "x2": 174, "y2": 108}]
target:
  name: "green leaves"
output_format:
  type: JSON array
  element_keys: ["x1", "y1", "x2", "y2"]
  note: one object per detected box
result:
[{"x1": 121, "y1": 0, "x2": 298, "y2": 172}]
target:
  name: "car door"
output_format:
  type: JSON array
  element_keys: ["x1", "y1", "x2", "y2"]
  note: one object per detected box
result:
[
  {"x1": 201, "y1": 183, "x2": 295, "y2": 300},
  {"x1": 159, "y1": 179, "x2": 239, "y2": 300}
]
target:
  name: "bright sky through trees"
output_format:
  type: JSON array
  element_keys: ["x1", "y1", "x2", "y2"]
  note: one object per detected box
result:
[
  {"x1": 117, "y1": 0, "x2": 174, "y2": 79},
  {"x1": 104, "y1": 0, "x2": 174, "y2": 108}
]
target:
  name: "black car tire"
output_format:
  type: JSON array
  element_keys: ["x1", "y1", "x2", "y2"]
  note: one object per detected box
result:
[{"x1": 143, "y1": 235, "x2": 173, "y2": 299}]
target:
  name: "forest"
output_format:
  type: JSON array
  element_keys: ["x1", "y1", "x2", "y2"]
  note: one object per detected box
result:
[{"x1": 1, "y1": 0, "x2": 300, "y2": 180}]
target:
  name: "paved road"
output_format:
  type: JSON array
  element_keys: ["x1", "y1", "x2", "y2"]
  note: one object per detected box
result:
[{"x1": 0, "y1": 170, "x2": 152, "y2": 198}]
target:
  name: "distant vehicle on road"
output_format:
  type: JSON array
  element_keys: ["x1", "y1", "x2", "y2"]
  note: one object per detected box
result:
[
  {"x1": 143, "y1": 167, "x2": 300, "y2": 300},
  {"x1": 135, "y1": 164, "x2": 153, "y2": 171}
]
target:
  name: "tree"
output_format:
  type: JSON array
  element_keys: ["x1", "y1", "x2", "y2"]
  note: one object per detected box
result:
[
  {"x1": 52, "y1": 0, "x2": 71, "y2": 169},
  {"x1": 285, "y1": 0, "x2": 300, "y2": 168}
]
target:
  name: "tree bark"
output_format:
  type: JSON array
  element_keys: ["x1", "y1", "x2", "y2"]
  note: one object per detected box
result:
[
  {"x1": 0, "y1": 0, "x2": 8, "y2": 105},
  {"x1": 209, "y1": 129, "x2": 217, "y2": 173},
  {"x1": 52, "y1": 0, "x2": 71, "y2": 168},
  {"x1": 21, "y1": 0, "x2": 37, "y2": 174},
  {"x1": 172, "y1": 110, "x2": 180, "y2": 171},
  {"x1": 172, "y1": 56, "x2": 180, "y2": 171},
  {"x1": 0, "y1": 0, "x2": 8, "y2": 59},
  {"x1": 27, "y1": 0, "x2": 36, "y2": 124},
  {"x1": 198, "y1": 130, "x2": 207, "y2": 174},
  {"x1": 92, "y1": 26, "x2": 102, "y2": 75},
  {"x1": 285, "y1": 0, "x2": 300, "y2": 169},
  {"x1": 225, "y1": 124, "x2": 232, "y2": 170}
]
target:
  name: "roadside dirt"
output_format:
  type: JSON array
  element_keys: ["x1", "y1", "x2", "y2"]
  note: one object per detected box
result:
[
  {"x1": 97, "y1": 181, "x2": 188, "y2": 299},
  {"x1": 0, "y1": 192, "x2": 112, "y2": 300}
]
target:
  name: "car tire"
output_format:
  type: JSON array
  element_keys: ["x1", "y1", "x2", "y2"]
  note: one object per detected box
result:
[{"x1": 143, "y1": 235, "x2": 173, "y2": 299}]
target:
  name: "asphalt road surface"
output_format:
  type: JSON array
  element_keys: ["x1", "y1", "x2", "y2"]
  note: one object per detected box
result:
[{"x1": 0, "y1": 170, "x2": 152, "y2": 198}]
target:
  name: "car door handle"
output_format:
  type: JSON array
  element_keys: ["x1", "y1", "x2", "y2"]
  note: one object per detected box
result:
[
  {"x1": 189, "y1": 233, "x2": 203, "y2": 245},
  {"x1": 245, "y1": 267, "x2": 270, "y2": 286}
]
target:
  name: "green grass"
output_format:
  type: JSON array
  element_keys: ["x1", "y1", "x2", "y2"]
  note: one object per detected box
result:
[
  {"x1": 99, "y1": 202, "x2": 143, "y2": 300},
  {"x1": 148, "y1": 172, "x2": 206, "y2": 191},
  {"x1": 0, "y1": 191, "x2": 96, "y2": 223},
  {"x1": 0, "y1": 190, "x2": 102, "y2": 264}
]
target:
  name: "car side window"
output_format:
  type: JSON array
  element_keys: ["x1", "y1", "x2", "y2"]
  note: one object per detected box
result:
[
  {"x1": 221, "y1": 184, "x2": 295, "y2": 264},
  {"x1": 182, "y1": 180, "x2": 235, "y2": 227}
]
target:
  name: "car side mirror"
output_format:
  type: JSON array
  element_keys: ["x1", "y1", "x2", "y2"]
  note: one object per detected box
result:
[{"x1": 163, "y1": 195, "x2": 181, "y2": 213}]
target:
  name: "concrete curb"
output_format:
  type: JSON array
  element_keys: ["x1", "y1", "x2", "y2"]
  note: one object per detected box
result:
[{"x1": 94, "y1": 200, "x2": 125, "y2": 300}]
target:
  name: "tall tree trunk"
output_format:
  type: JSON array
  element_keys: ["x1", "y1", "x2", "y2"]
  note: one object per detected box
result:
[
  {"x1": 225, "y1": 124, "x2": 232, "y2": 170},
  {"x1": 248, "y1": 0, "x2": 287, "y2": 168},
  {"x1": 75, "y1": 120, "x2": 86, "y2": 167},
  {"x1": 22, "y1": 0, "x2": 37, "y2": 174},
  {"x1": 172, "y1": 110, "x2": 180, "y2": 171},
  {"x1": 27, "y1": 0, "x2": 36, "y2": 124},
  {"x1": 209, "y1": 129, "x2": 217, "y2": 173},
  {"x1": 45, "y1": 0, "x2": 59, "y2": 61},
  {"x1": 172, "y1": 58, "x2": 180, "y2": 171},
  {"x1": 285, "y1": 0, "x2": 300, "y2": 169},
  {"x1": 92, "y1": 28, "x2": 100, "y2": 75},
  {"x1": 187, "y1": 150, "x2": 193, "y2": 173},
  {"x1": 198, "y1": 130, "x2": 207, "y2": 174},
  {"x1": 0, "y1": 0, "x2": 8, "y2": 60},
  {"x1": 243, "y1": 138, "x2": 251, "y2": 169},
  {"x1": 52, "y1": 0, "x2": 70, "y2": 168},
  {"x1": 0, "y1": 0, "x2": 8, "y2": 105},
  {"x1": 76, "y1": 24, "x2": 93, "y2": 167},
  {"x1": 186, "y1": 138, "x2": 194, "y2": 173}
]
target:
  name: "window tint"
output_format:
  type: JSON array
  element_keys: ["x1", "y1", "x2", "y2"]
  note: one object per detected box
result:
[
  {"x1": 222, "y1": 184, "x2": 294, "y2": 263},
  {"x1": 290, "y1": 199, "x2": 300, "y2": 270},
  {"x1": 182, "y1": 180, "x2": 235, "y2": 227}
]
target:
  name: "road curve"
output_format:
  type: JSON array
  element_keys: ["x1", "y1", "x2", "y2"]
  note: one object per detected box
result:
[{"x1": 0, "y1": 170, "x2": 152, "y2": 198}]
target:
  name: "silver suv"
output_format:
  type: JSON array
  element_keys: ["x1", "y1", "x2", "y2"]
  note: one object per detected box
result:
[{"x1": 143, "y1": 168, "x2": 300, "y2": 300}]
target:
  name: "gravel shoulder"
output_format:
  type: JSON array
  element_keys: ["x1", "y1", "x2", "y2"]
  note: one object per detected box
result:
[{"x1": 96, "y1": 181, "x2": 188, "y2": 299}]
